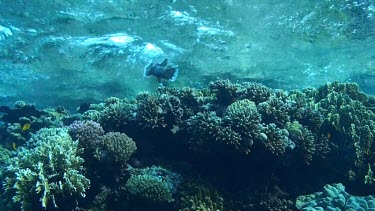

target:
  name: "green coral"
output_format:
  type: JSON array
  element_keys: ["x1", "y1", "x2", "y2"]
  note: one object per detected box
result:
[
  {"x1": 136, "y1": 92, "x2": 166, "y2": 128},
  {"x1": 0, "y1": 145, "x2": 12, "y2": 166},
  {"x1": 126, "y1": 174, "x2": 174, "y2": 202},
  {"x1": 125, "y1": 166, "x2": 181, "y2": 203},
  {"x1": 209, "y1": 79, "x2": 239, "y2": 106},
  {"x1": 158, "y1": 94, "x2": 184, "y2": 125},
  {"x1": 0, "y1": 128, "x2": 90, "y2": 211},
  {"x1": 184, "y1": 111, "x2": 225, "y2": 152},
  {"x1": 317, "y1": 84, "x2": 375, "y2": 182},
  {"x1": 183, "y1": 111, "x2": 243, "y2": 154},
  {"x1": 99, "y1": 98, "x2": 136, "y2": 131},
  {"x1": 154, "y1": 86, "x2": 213, "y2": 121},
  {"x1": 96, "y1": 132, "x2": 137, "y2": 166},
  {"x1": 209, "y1": 80, "x2": 274, "y2": 106},
  {"x1": 135, "y1": 91, "x2": 184, "y2": 129},
  {"x1": 261, "y1": 123, "x2": 294, "y2": 156},
  {"x1": 316, "y1": 81, "x2": 369, "y2": 103},
  {"x1": 175, "y1": 87, "x2": 214, "y2": 118},
  {"x1": 288, "y1": 89, "x2": 323, "y2": 133},
  {"x1": 223, "y1": 99, "x2": 262, "y2": 154},
  {"x1": 178, "y1": 182, "x2": 224, "y2": 211},
  {"x1": 183, "y1": 99, "x2": 263, "y2": 154},
  {"x1": 257, "y1": 96, "x2": 290, "y2": 127},
  {"x1": 286, "y1": 121, "x2": 316, "y2": 164},
  {"x1": 239, "y1": 82, "x2": 273, "y2": 105},
  {"x1": 82, "y1": 110, "x2": 101, "y2": 122}
]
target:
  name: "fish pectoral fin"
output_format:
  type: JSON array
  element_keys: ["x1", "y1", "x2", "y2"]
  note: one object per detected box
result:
[
  {"x1": 160, "y1": 59, "x2": 169, "y2": 67},
  {"x1": 162, "y1": 67, "x2": 178, "y2": 81}
]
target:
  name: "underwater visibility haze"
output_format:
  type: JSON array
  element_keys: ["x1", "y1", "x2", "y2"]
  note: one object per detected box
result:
[{"x1": 0, "y1": 0, "x2": 375, "y2": 210}]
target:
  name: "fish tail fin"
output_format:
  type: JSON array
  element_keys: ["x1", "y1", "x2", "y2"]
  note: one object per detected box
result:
[{"x1": 169, "y1": 66, "x2": 179, "y2": 82}]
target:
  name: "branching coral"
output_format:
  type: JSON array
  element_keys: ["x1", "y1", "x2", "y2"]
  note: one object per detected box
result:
[
  {"x1": 286, "y1": 121, "x2": 316, "y2": 164},
  {"x1": 0, "y1": 145, "x2": 12, "y2": 167},
  {"x1": 257, "y1": 96, "x2": 290, "y2": 127},
  {"x1": 99, "y1": 98, "x2": 136, "y2": 131},
  {"x1": 260, "y1": 123, "x2": 294, "y2": 156},
  {"x1": 176, "y1": 87, "x2": 214, "y2": 117},
  {"x1": 183, "y1": 111, "x2": 225, "y2": 152},
  {"x1": 157, "y1": 93, "x2": 184, "y2": 126},
  {"x1": 317, "y1": 86, "x2": 375, "y2": 182},
  {"x1": 1, "y1": 128, "x2": 90, "y2": 211},
  {"x1": 68, "y1": 120, "x2": 105, "y2": 153},
  {"x1": 136, "y1": 92, "x2": 166, "y2": 128},
  {"x1": 316, "y1": 81, "x2": 369, "y2": 104},
  {"x1": 223, "y1": 99, "x2": 262, "y2": 154},
  {"x1": 239, "y1": 82, "x2": 273, "y2": 105},
  {"x1": 155, "y1": 86, "x2": 213, "y2": 122},
  {"x1": 82, "y1": 109, "x2": 102, "y2": 122},
  {"x1": 178, "y1": 182, "x2": 224, "y2": 211},
  {"x1": 209, "y1": 79, "x2": 239, "y2": 106},
  {"x1": 288, "y1": 89, "x2": 323, "y2": 133}
]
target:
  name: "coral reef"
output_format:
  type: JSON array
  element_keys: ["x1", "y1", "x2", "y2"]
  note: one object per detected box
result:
[
  {"x1": 96, "y1": 132, "x2": 137, "y2": 166},
  {"x1": 0, "y1": 102, "x2": 75, "y2": 150},
  {"x1": 99, "y1": 98, "x2": 136, "y2": 131},
  {"x1": 239, "y1": 82, "x2": 273, "y2": 105},
  {"x1": 296, "y1": 183, "x2": 375, "y2": 211},
  {"x1": 257, "y1": 96, "x2": 290, "y2": 127},
  {"x1": 135, "y1": 90, "x2": 184, "y2": 129},
  {"x1": 182, "y1": 111, "x2": 226, "y2": 152},
  {"x1": 178, "y1": 182, "x2": 224, "y2": 211},
  {"x1": 0, "y1": 145, "x2": 12, "y2": 166},
  {"x1": 286, "y1": 121, "x2": 316, "y2": 164},
  {"x1": 68, "y1": 120, "x2": 105, "y2": 153},
  {"x1": 182, "y1": 99, "x2": 263, "y2": 154},
  {"x1": 125, "y1": 166, "x2": 181, "y2": 203},
  {"x1": 0, "y1": 80, "x2": 374, "y2": 211},
  {"x1": 209, "y1": 79, "x2": 240, "y2": 106},
  {"x1": 223, "y1": 99, "x2": 262, "y2": 154},
  {"x1": 0, "y1": 128, "x2": 90, "y2": 211},
  {"x1": 316, "y1": 84, "x2": 375, "y2": 184},
  {"x1": 0, "y1": 101, "x2": 47, "y2": 123},
  {"x1": 316, "y1": 81, "x2": 369, "y2": 104},
  {"x1": 136, "y1": 92, "x2": 167, "y2": 128},
  {"x1": 260, "y1": 123, "x2": 294, "y2": 156}
]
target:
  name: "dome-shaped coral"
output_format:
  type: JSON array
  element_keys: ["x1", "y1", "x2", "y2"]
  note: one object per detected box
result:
[{"x1": 96, "y1": 132, "x2": 137, "y2": 166}]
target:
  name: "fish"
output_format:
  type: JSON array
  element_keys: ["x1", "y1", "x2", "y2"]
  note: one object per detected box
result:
[
  {"x1": 143, "y1": 58, "x2": 179, "y2": 83},
  {"x1": 22, "y1": 123, "x2": 31, "y2": 131}
]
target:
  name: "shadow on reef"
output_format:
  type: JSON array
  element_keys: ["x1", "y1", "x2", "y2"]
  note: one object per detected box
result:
[{"x1": 1, "y1": 80, "x2": 375, "y2": 211}]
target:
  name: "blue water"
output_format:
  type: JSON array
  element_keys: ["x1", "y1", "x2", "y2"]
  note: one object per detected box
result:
[{"x1": 0, "y1": 0, "x2": 374, "y2": 108}]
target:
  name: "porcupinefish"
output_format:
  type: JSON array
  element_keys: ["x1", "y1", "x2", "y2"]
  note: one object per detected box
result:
[{"x1": 143, "y1": 59, "x2": 179, "y2": 83}]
